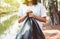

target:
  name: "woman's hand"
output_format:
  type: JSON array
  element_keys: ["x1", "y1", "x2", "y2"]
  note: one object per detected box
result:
[
  {"x1": 26, "y1": 10, "x2": 35, "y2": 18},
  {"x1": 18, "y1": 10, "x2": 33, "y2": 23},
  {"x1": 29, "y1": 13, "x2": 35, "y2": 18},
  {"x1": 26, "y1": 10, "x2": 33, "y2": 16}
]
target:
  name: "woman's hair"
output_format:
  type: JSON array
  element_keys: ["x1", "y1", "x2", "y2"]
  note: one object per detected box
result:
[{"x1": 23, "y1": 0, "x2": 38, "y2": 5}]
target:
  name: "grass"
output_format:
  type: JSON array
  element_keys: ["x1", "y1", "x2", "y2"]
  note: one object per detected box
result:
[
  {"x1": 0, "y1": 15, "x2": 18, "y2": 35},
  {"x1": 0, "y1": 12, "x2": 12, "y2": 17},
  {"x1": 0, "y1": 6, "x2": 18, "y2": 17},
  {"x1": 0, "y1": 12, "x2": 18, "y2": 17}
]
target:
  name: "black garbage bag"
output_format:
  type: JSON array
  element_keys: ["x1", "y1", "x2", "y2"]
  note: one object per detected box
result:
[{"x1": 16, "y1": 17, "x2": 45, "y2": 39}]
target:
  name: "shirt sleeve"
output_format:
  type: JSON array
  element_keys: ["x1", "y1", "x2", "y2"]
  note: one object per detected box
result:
[
  {"x1": 18, "y1": 4, "x2": 23, "y2": 17},
  {"x1": 40, "y1": 4, "x2": 47, "y2": 17}
]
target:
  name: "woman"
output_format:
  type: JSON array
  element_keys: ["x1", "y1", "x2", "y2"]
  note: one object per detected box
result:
[{"x1": 18, "y1": 0, "x2": 46, "y2": 29}]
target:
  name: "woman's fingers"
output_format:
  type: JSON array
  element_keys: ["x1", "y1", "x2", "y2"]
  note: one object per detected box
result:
[
  {"x1": 29, "y1": 13, "x2": 35, "y2": 18},
  {"x1": 26, "y1": 11, "x2": 33, "y2": 16}
]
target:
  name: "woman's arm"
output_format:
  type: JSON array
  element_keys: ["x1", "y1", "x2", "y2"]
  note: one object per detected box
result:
[
  {"x1": 18, "y1": 14, "x2": 27, "y2": 23},
  {"x1": 18, "y1": 10, "x2": 32, "y2": 23},
  {"x1": 29, "y1": 13, "x2": 46, "y2": 23},
  {"x1": 34, "y1": 15, "x2": 46, "y2": 23}
]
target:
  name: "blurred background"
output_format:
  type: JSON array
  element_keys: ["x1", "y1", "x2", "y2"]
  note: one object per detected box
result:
[{"x1": 0, "y1": 0, "x2": 60, "y2": 39}]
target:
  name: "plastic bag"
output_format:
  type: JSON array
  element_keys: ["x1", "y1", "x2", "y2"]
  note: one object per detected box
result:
[{"x1": 16, "y1": 17, "x2": 45, "y2": 39}]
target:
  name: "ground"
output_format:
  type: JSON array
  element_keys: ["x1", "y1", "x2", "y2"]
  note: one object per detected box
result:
[{"x1": 43, "y1": 24, "x2": 60, "y2": 39}]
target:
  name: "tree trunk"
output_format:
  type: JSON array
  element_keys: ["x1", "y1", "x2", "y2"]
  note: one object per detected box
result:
[{"x1": 48, "y1": 0, "x2": 59, "y2": 25}]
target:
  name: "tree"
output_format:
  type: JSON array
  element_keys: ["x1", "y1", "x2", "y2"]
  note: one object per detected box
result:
[{"x1": 48, "y1": 0, "x2": 59, "y2": 25}]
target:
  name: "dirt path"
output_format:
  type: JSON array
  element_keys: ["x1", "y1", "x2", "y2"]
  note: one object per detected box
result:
[{"x1": 43, "y1": 25, "x2": 60, "y2": 39}]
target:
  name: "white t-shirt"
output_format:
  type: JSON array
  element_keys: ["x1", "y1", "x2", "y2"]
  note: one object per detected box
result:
[{"x1": 18, "y1": 3, "x2": 46, "y2": 30}]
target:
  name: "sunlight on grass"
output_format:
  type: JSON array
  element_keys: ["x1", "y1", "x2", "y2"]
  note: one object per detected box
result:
[{"x1": 0, "y1": 15, "x2": 18, "y2": 35}]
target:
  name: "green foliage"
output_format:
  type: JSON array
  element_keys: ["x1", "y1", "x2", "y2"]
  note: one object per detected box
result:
[
  {"x1": 0, "y1": 0, "x2": 20, "y2": 14},
  {"x1": 58, "y1": 1, "x2": 60, "y2": 8},
  {"x1": 0, "y1": 6, "x2": 18, "y2": 17},
  {"x1": 0, "y1": 15, "x2": 18, "y2": 35},
  {"x1": 3, "y1": 0, "x2": 20, "y2": 7},
  {"x1": 0, "y1": 0, "x2": 20, "y2": 35}
]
